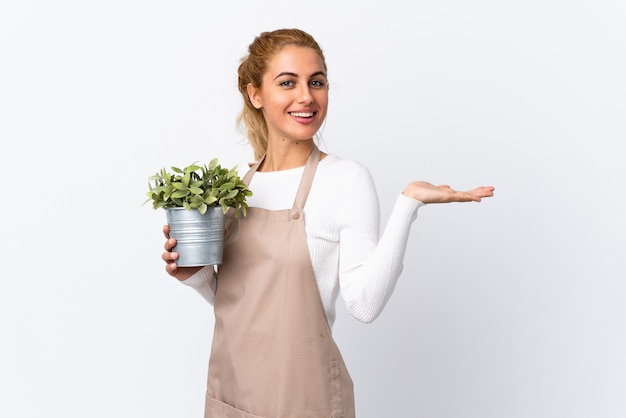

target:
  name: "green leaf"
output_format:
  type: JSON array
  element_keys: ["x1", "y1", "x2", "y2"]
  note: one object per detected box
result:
[
  {"x1": 171, "y1": 190, "x2": 190, "y2": 198},
  {"x1": 223, "y1": 189, "x2": 238, "y2": 199},
  {"x1": 219, "y1": 182, "x2": 234, "y2": 191},
  {"x1": 185, "y1": 163, "x2": 202, "y2": 173}
]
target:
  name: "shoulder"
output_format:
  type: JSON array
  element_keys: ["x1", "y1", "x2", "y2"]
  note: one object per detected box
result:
[
  {"x1": 317, "y1": 153, "x2": 371, "y2": 179},
  {"x1": 312, "y1": 153, "x2": 377, "y2": 197}
]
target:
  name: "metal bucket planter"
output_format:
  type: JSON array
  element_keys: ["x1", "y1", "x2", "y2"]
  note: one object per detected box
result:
[{"x1": 165, "y1": 206, "x2": 225, "y2": 267}]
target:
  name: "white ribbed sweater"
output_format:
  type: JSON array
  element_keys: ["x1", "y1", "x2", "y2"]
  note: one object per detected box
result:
[{"x1": 181, "y1": 154, "x2": 423, "y2": 328}]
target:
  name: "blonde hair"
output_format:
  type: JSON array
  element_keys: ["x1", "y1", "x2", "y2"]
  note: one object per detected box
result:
[{"x1": 237, "y1": 28, "x2": 328, "y2": 160}]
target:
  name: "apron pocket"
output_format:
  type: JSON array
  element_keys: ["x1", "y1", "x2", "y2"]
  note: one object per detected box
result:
[{"x1": 205, "y1": 394, "x2": 265, "y2": 418}]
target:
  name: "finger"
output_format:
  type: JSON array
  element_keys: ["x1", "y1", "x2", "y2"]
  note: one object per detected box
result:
[
  {"x1": 162, "y1": 248, "x2": 179, "y2": 262},
  {"x1": 467, "y1": 186, "x2": 494, "y2": 197},
  {"x1": 463, "y1": 187, "x2": 494, "y2": 202},
  {"x1": 474, "y1": 186, "x2": 495, "y2": 197},
  {"x1": 166, "y1": 261, "x2": 178, "y2": 274},
  {"x1": 462, "y1": 192, "x2": 482, "y2": 202},
  {"x1": 163, "y1": 225, "x2": 171, "y2": 239},
  {"x1": 164, "y1": 237, "x2": 177, "y2": 251}
]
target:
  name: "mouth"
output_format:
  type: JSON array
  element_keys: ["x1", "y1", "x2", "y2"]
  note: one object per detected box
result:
[{"x1": 289, "y1": 111, "x2": 315, "y2": 118}]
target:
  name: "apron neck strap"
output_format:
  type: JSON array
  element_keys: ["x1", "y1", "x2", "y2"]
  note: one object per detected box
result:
[{"x1": 293, "y1": 143, "x2": 320, "y2": 210}]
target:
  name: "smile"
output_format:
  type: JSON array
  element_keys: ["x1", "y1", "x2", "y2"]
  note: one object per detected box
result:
[{"x1": 289, "y1": 112, "x2": 315, "y2": 118}]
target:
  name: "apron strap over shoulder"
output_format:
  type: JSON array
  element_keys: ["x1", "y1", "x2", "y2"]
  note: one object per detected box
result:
[
  {"x1": 242, "y1": 159, "x2": 263, "y2": 186},
  {"x1": 292, "y1": 144, "x2": 320, "y2": 211}
]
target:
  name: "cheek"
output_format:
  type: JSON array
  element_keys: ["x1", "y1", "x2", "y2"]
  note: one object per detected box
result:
[
  {"x1": 315, "y1": 93, "x2": 329, "y2": 111},
  {"x1": 266, "y1": 95, "x2": 292, "y2": 111},
  {"x1": 318, "y1": 101, "x2": 329, "y2": 119}
]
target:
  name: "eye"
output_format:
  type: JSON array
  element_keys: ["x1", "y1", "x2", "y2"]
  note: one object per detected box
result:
[
  {"x1": 279, "y1": 80, "x2": 294, "y2": 88},
  {"x1": 310, "y1": 79, "x2": 327, "y2": 89}
]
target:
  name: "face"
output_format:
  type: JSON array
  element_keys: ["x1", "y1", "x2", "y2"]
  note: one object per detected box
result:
[{"x1": 247, "y1": 45, "x2": 329, "y2": 144}]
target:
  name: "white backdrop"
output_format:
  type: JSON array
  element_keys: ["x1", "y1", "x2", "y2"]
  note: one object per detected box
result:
[{"x1": 2, "y1": 1, "x2": 625, "y2": 417}]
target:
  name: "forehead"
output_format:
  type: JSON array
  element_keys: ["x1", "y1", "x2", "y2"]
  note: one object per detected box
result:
[{"x1": 265, "y1": 45, "x2": 326, "y2": 77}]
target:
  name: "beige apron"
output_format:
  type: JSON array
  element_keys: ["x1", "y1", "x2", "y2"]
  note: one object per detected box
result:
[{"x1": 205, "y1": 145, "x2": 355, "y2": 418}]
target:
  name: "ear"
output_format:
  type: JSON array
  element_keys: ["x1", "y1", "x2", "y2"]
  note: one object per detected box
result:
[{"x1": 247, "y1": 83, "x2": 263, "y2": 109}]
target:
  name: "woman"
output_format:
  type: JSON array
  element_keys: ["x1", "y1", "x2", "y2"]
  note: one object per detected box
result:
[{"x1": 162, "y1": 28, "x2": 494, "y2": 418}]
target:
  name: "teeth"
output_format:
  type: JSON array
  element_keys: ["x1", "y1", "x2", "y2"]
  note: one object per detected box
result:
[{"x1": 290, "y1": 112, "x2": 314, "y2": 118}]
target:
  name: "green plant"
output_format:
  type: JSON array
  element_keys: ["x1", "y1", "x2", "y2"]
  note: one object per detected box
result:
[{"x1": 145, "y1": 158, "x2": 252, "y2": 217}]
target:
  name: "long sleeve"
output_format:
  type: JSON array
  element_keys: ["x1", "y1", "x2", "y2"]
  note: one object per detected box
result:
[
  {"x1": 335, "y1": 168, "x2": 423, "y2": 323},
  {"x1": 180, "y1": 265, "x2": 217, "y2": 304}
]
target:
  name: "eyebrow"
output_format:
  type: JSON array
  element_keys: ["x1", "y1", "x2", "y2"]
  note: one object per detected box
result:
[{"x1": 273, "y1": 71, "x2": 327, "y2": 81}]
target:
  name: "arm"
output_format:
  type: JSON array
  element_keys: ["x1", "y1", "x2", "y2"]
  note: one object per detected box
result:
[
  {"x1": 178, "y1": 266, "x2": 217, "y2": 304},
  {"x1": 337, "y1": 169, "x2": 423, "y2": 323},
  {"x1": 337, "y1": 173, "x2": 494, "y2": 323}
]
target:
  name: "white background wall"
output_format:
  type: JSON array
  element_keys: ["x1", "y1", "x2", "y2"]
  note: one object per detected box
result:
[{"x1": 2, "y1": 1, "x2": 625, "y2": 417}]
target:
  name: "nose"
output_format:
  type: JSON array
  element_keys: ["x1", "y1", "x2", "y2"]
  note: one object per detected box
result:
[{"x1": 297, "y1": 85, "x2": 314, "y2": 104}]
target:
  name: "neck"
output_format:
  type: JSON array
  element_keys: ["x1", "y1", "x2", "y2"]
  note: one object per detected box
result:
[{"x1": 259, "y1": 139, "x2": 314, "y2": 172}]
